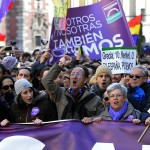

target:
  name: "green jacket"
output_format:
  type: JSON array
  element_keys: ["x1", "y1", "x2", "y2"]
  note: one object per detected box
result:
[{"x1": 42, "y1": 63, "x2": 104, "y2": 120}]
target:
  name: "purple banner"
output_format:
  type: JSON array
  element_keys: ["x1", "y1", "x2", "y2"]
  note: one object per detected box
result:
[
  {"x1": 0, "y1": 120, "x2": 150, "y2": 150},
  {"x1": 49, "y1": 0, "x2": 134, "y2": 64}
]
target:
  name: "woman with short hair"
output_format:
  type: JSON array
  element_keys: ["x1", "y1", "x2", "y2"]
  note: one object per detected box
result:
[{"x1": 82, "y1": 83, "x2": 141, "y2": 124}]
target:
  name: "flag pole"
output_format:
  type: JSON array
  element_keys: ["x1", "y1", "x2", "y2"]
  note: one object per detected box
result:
[
  {"x1": 64, "y1": 0, "x2": 69, "y2": 55},
  {"x1": 137, "y1": 125, "x2": 149, "y2": 143}
]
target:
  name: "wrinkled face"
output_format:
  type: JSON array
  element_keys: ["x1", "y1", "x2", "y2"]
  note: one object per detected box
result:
[
  {"x1": 109, "y1": 89, "x2": 126, "y2": 111},
  {"x1": 16, "y1": 69, "x2": 31, "y2": 82},
  {"x1": 112, "y1": 74, "x2": 122, "y2": 83},
  {"x1": 96, "y1": 73, "x2": 111, "y2": 89},
  {"x1": 129, "y1": 68, "x2": 147, "y2": 87},
  {"x1": 20, "y1": 87, "x2": 33, "y2": 104},
  {"x1": 2, "y1": 78, "x2": 14, "y2": 94},
  {"x1": 70, "y1": 67, "x2": 87, "y2": 90}
]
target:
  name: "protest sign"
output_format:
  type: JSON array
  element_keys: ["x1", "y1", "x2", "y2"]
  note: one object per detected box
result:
[
  {"x1": 49, "y1": 0, "x2": 134, "y2": 64},
  {"x1": 102, "y1": 47, "x2": 136, "y2": 74}
]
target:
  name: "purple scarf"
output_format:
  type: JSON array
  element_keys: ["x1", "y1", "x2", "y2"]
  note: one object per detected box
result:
[{"x1": 109, "y1": 100, "x2": 128, "y2": 120}]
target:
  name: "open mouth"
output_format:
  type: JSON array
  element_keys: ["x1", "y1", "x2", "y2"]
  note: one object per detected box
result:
[
  {"x1": 73, "y1": 81, "x2": 77, "y2": 86},
  {"x1": 102, "y1": 82, "x2": 106, "y2": 86},
  {"x1": 114, "y1": 101, "x2": 118, "y2": 104}
]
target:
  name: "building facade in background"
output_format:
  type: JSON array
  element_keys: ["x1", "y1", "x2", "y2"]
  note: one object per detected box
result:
[{"x1": 0, "y1": 0, "x2": 150, "y2": 53}]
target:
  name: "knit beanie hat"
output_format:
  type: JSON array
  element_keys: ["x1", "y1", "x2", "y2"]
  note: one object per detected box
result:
[
  {"x1": 2, "y1": 56, "x2": 18, "y2": 70},
  {"x1": 95, "y1": 65, "x2": 112, "y2": 79},
  {"x1": 15, "y1": 78, "x2": 32, "y2": 95}
]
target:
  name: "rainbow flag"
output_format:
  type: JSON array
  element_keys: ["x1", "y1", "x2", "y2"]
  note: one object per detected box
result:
[
  {"x1": 128, "y1": 14, "x2": 142, "y2": 45},
  {"x1": 52, "y1": 0, "x2": 68, "y2": 30}
]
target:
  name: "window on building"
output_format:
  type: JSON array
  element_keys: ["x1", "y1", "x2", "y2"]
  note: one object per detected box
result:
[
  {"x1": 141, "y1": 9, "x2": 145, "y2": 22},
  {"x1": 71, "y1": 0, "x2": 79, "y2": 7},
  {"x1": 35, "y1": 36, "x2": 41, "y2": 46},
  {"x1": 85, "y1": 0, "x2": 93, "y2": 5}
]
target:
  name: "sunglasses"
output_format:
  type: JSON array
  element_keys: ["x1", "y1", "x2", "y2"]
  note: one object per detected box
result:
[
  {"x1": 103, "y1": 97, "x2": 109, "y2": 101},
  {"x1": 129, "y1": 75, "x2": 144, "y2": 79},
  {"x1": 2, "y1": 84, "x2": 14, "y2": 90}
]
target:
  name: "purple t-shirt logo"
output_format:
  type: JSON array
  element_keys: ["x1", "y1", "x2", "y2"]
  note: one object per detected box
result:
[{"x1": 30, "y1": 107, "x2": 40, "y2": 117}]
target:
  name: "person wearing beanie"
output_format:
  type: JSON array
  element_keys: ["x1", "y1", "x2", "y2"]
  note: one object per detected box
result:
[
  {"x1": 91, "y1": 65, "x2": 112, "y2": 99},
  {"x1": 10, "y1": 78, "x2": 57, "y2": 125},
  {"x1": 2, "y1": 56, "x2": 18, "y2": 71}
]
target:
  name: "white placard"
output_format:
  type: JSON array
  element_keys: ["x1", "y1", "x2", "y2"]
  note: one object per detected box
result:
[{"x1": 102, "y1": 47, "x2": 137, "y2": 74}]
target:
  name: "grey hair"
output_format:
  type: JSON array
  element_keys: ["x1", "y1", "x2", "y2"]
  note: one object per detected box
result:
[
  {"x1": 106, "y1": 83, "x2": 127, "y2": 97},
  {"x1": 131, "y1": 65, "x2": 148, "y2": 77}
]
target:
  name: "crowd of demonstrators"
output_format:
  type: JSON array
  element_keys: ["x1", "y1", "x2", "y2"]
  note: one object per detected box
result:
[{"x1": 1, "y1": 44, "x2": 150, "y2": 127}]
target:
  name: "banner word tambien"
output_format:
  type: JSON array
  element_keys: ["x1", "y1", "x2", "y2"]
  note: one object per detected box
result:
[
  {"x1": 0, "y1": 120, "x2": 150, "y2": 150},
  {"x1": 102, "y1": 47, "x2": 136, "y2": 74},
  {"x1": 49, "y1": 0, "x2": 134, "y2": 64}
]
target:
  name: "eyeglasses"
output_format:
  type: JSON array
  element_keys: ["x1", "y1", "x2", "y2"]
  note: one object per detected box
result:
[
  {"x1": 110, "y1": 94, "x2": 123, "y2": 98},
  {"x1": 63, "y1": 76, "x2": 70, "y2": 80},
  {"x1": 129, "y1": 75, "x2": 144, "y2": 79},
  {"x1": 103, "y1": 97, "x2": 109, "y2": 101},
  {"x1": 2, "y1": 84, "x2": 14, "y2": 90},
  {"x1": 70, "y1": 73, "x2": 84, "y2": 77}
]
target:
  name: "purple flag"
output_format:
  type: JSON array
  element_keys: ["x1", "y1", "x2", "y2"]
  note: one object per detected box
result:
[
  {"x1": 0, "y1": 0, "x2": 12, "y2": 22},
  {"x1": 49, "y1": 0, "x2": 134, "y2": 64},
  {"x1": 0, "y1": 120, "x2": 150, "y2": 150}
]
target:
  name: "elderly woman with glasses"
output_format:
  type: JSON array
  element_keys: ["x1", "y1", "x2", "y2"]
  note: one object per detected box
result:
[{"x1": 82, "y1": 83, "x2": 141, "y2": 124}]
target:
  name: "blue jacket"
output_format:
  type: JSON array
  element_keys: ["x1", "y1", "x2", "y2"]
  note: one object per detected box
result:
[{"x1": 127, "y1": 86, "x2": 146, "y2": 112}]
